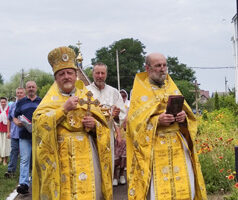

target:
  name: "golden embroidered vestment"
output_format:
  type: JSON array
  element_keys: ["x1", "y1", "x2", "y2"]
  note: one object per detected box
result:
[
  {"x1": 127, "y1": 72, "x2": 207, "y2": 200},
  {"x1": 32, "y1": 81, "x2": 112, "y2": 200}
]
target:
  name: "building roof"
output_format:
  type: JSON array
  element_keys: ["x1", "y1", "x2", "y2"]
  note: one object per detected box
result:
[
  {"x1": 200, "y1": 90, "x2": 210, "y2": 99},
  {"x1": 77, "y1": 67, "x2": 91, "y2": 86}
]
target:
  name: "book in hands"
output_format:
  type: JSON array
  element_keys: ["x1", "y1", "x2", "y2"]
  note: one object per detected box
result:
[{"x1": 166, "y1": 95, "x2": 184, "y2": 116}]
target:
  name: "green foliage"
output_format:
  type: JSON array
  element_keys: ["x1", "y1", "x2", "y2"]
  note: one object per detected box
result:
[
  {"x1": 174, "y1": 80, "x2": 195, "y2": 107},
  {"x1": 198, "y1": 108, "x2": 238, "y2": 135},
  {"x1": 219, "y1": 94, "x2": 238, "y2": 115},
  {"x1": 83, "y1": 67, "x2": 93, "y2": 82},
  {"x1": 202, "y1": 94, "x2": 238, "y2": 115},
  {"x1": 0, "y1": 73, "x2": 3, "y2": 85},
  {"x1": 91, "y1": 38, "x2": 146, "y2": 93},
  {"x1": 197, "y1": 108, "x2": 238, "y2": 194},
  {"x1": 199, "y1": 97, "x2": 215, "y2": 112},
  {"x1": 199, "y1": 146, "x2": 235, "y2": 193},
  {"x1": 167, "y1": 57, "x2": 196, "y2": 82},
  {"x1": 0, "y1": 69, "x2": 54, "y2": 99},
  {"x1": 167, "y1": 57, "x2": 196, "y2": 107},
  {"x1": 214, "y1": 92, "x2": 220, "y2": 110},
  {"x1": 68, "y1": 45, "x2": 79, "y2": 56},
  {"x1": 39, "y1": 83, "x2": 52, "y2": 98},
  {"x1": 0, "y1": 160, "x2": 20, "y2": 200},
  {"x1": 228, "y1": 87, "x2": 235, "y2": 97},
  {"x1": 224, "y1": 188, "x2": 238, "y2": 200}
]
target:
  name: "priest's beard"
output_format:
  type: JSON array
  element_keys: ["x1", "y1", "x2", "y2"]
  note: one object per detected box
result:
[
  {"x1": 149, "y1": 74, "x2": 166, "y2": 87},
  {"x1": 63, "y1": 82, "x2": 74, "y2": 91}
]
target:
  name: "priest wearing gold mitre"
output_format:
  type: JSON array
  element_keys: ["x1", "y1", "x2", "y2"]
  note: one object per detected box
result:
[
  {"x1": 32, "y1": 46, "x2": 112, "y2": 200},
  {"x1": 127, "y1": 53, "x2": 207, "y2": 200}
]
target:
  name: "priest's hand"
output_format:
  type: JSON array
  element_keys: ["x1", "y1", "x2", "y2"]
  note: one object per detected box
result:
[
  {"x1": 175, "y1": 110, "x2": 187, "y2": 123},
  {"x1": 112, "y1": 106, "x2": 120, "y2": 117},
  {"x1": 159, "y1": 113, "x2": 175, "y2": 126},
  {"x1": 82, "y1": 116, "x2": 96, "y2": 130},
  {"x1": 63, "y1": 96, "x2": 79, "y2": 113}
]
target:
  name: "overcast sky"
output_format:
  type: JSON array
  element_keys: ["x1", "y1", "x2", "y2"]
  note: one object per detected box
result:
[{"x1": 0, "y1": 0, "x2": 236, "y2": 95}]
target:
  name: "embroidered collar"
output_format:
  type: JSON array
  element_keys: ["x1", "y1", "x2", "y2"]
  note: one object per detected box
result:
[{"x1": 60, "y1": 88, "x2": 76, "y2": 96}]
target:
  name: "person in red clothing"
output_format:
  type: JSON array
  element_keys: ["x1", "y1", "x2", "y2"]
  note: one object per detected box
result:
[{"x1": 0, "y1": 97, "x2": 10, "y2": 166}]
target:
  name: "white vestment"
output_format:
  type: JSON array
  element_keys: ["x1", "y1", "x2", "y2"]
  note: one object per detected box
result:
[{"x1": 86, "y1": 82, "x2": 126, "y2": 175}]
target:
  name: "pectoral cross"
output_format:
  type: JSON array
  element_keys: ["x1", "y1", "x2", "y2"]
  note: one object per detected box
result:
[{"x1": 79, "y1": 91, "x2": 100, "y2": 116}]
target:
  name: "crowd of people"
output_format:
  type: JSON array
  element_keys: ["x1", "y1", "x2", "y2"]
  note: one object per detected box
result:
[
  {"x1": 1, "y1": 81, "x2": 42, "y2": 195},
  {"x1": 1, "y1": 46, "x2": 207, "y2": 200}
]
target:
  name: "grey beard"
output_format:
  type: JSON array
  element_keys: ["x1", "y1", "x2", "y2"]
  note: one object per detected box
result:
[{"x1": 149, "y1": 78, "x2": 165, "y2": 87}]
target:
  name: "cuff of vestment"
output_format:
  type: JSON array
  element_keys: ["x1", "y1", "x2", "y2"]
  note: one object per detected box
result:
[{"x1": 55, "y1": 107, "x2": 67, "y2": 124}]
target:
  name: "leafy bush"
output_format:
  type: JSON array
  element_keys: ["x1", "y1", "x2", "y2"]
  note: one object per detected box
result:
[
  {"x1": 219, "y1": 95, "x2": 238, "y2": 115},
  {"x1": 201, "y1": 94, "x2": 238, "y2": 115},
  {"x1": 197, "y1": 108, "x2": 238, "y2": 195}
]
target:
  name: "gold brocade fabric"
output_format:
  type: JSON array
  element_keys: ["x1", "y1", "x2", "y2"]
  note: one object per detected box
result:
[
  {"x1": 127, "y1": 72, "x2": 207, "y2": 200},
  {"x1": 32, "y1": 81, "x2": 112, "y2": 200}
]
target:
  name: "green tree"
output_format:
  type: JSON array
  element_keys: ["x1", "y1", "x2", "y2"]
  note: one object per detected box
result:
[
  {"x1": 68, "y1": 45, "x2": 79, "y2": 56},
  {"x1": 39, "y1": 83, "x2": 52, "y2": 98},
  {"x1": 91, "y1": 38, "x2": 146, "y2": 93},
  {"x1": 167, "y1": 57, "x2": 196, "y2": 82},
  {"x1": 174, "y1": 80, "x2": 195, "y2": 106},
  {"x1": 199, "y1": 98, "x2": 215, "y2": 112},
  {"x1": 167, "y1": 57, "x2": 197, "y2": 107},
  {"x1": 0, "y1": 73, "x2": 3, "y2": 84},
  {"x1": 219, "y1": 94, "x2": 238, "y2": 115},
  {"x1": 214, "y1": 92, "x2": 220, "y2": 110},
  {"x1": 0, "y1": 69, "x2": 54, "y2": 99},
  {"x1": 83, "y1": 67, "x2": 93, "y2": 82}
]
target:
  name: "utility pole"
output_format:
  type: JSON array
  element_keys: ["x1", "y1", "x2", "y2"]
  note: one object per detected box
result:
[
  {"x1": 194, "y1": 80, "x2": 200, "y2": 114},
  {"x1": 116, "y1": 50, "x2": 120, "y2": 91},
  {"x1": 190, "y1": 80, "x2": 200, "y2": 114},
  {"x1": 115, "y1": 49, "x2": 126, "y2": 91},
  {"x1": 232, "y1": 0, "x2": 238, "y2": 103},
  {"x1": 20, "y1": 69, "x2": 24, "y2": 88}
]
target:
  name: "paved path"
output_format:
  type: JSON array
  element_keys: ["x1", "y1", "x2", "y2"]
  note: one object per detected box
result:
[
  {"x1": 113, "y1": 184, "x2": 127, "y2": 200},
  {"x1": 14, "y1": 184, "x2": 127, "y2": 200}
]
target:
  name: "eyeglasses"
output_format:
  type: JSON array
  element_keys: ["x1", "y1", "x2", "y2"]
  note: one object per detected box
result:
[{"x1": 148, "y1": 63, "x2": 167, "y2": 68}]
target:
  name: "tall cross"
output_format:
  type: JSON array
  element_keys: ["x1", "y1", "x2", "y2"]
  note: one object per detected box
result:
[
  {"x1": 76, "y1": 41, "x2": 82, "y2": 47},
  {"x1": 79, "y1": 91, "x2": 100, "y2": 116},
  {"x1": 76, "y1": 40, "x2": 83, "y2": 65}
]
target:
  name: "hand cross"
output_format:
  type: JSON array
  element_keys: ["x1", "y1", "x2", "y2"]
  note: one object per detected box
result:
[{"x1": 79, "y1": 91, "x2": 100, "y2": 116}]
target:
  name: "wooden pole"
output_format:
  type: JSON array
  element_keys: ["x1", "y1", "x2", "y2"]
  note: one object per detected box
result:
[
  {"x1": 116, "y1": 50, "x2": 120, "y2": 91},
  {"x1": 235, "y1": 146, "x2": 238, "y2": 181},
  {"x1": 194, "y1": 80, "x2": 199, "y2": 114}
]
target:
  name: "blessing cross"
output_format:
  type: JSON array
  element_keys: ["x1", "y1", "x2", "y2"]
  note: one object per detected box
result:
[{"x1": 79, "y1": 91, "x2": 100, "y2": 116}]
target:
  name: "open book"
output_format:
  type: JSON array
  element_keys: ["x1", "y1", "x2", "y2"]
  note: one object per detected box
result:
[{"x1": 166, "y1": 95, "x2": 184, "y2": 116}]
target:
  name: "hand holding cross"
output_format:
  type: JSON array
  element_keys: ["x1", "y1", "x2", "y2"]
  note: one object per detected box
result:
[
  {"x1": 79, "y1": 91, "x2": 100, "y2": 116},
  {"x1": 79, "y1": 91, "x2": 100, "y2": 132}
]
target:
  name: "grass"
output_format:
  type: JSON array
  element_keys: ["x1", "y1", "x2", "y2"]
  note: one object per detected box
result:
[{"x1": 0, "y1": 160, "x2": 19, "y2": 200}]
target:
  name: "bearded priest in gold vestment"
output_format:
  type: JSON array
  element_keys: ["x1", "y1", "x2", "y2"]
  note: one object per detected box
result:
[
  {"x1": 32, "y1": 47, "x2": 112, "y2": 200},
  {"x1": 127, "y1": 53, "x2": 207, "y2": 200}
]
